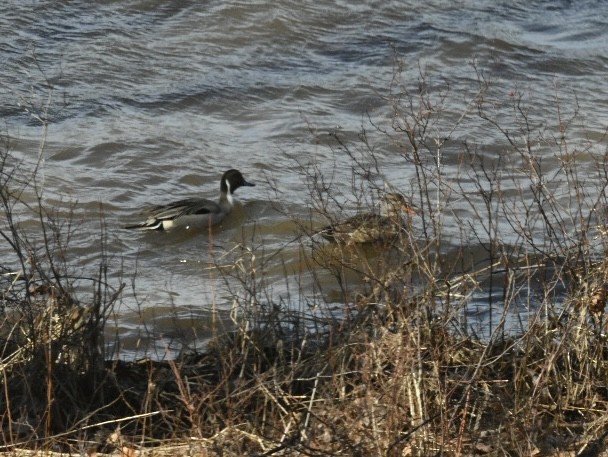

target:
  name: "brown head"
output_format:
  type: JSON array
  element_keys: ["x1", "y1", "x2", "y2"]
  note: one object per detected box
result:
[{"x1": 381, "y1": 192, "x2": 417, "y2": 217}]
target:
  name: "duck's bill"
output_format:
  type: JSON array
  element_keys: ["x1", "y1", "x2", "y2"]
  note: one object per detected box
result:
[{"x1": 402, "y1": 204, "x2": 417, "y2": 215}]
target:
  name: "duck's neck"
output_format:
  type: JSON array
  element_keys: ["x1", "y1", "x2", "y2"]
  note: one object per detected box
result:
[
  {"x1": 218, "y1": 190, "x2": 233, "y2": 213},
  {"x1": 218, "y1": 178, "x2": 234, "y2": 213},
  {"x1": 381, "y1": 202, "x2": 401, "y2": 218}
]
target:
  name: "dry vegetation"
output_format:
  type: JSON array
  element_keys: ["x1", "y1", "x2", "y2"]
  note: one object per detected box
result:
[{"x1": 2, "y1": 66, "x2": 608, "y2": 456}]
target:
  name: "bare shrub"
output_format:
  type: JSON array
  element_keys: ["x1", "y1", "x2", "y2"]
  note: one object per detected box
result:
[
  {"x1": 186, "y1": 61, "x2": 608, "y2": 455},
  {"x1": 0, "y1": 77, "x2": 123, "y2": 450},
  {"x1": 4, "y1": 57, "x2": 608, "y2": 456}
]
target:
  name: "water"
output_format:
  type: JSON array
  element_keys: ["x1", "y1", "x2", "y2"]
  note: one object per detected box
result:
[{"x1": 2, "y1": 0, "x2": 608, "y2": 358}]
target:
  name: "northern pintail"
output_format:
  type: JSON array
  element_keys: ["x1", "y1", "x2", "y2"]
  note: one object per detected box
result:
[
  {"x1": 319, "y1": 193, "x2": 417, "y2": 244},
  {"x1": 125, "y1": 169, "x2": 255, "y2": 231}
]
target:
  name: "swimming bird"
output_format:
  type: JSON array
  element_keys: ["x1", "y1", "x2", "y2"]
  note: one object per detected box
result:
[
  {"x1": 318, "y1": 193, "x2": 416, "y2": 244},
  {"x1": 125, "y1": 169, "x2": 255, "y2": 231}
]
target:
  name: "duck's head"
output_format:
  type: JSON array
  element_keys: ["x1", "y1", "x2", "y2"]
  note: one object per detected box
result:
[
  {"x1": 382, "y1": 192, "x2": 417, "y2": 216},
  {"x1": 221, "y1": 169, "x2": 256, "y2": 194}
]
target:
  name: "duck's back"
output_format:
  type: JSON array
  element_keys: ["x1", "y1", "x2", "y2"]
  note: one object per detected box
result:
[
  {"x1": 148, "y1": 198, "x2": 220, "y2": 218},
  {"x1": 322, "y1": 214, "x2": 403, "y2": 244},
  {"x1": 127, "y1": 198, "x2": 227, "y2": 230}
]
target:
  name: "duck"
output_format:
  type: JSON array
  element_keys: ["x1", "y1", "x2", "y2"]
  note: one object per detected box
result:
[
  {"x1": 125, "y1": 169, "x2": 255, "y2": 231},
  {"x1": 318, "y1": 193, "x2": 416, "y2": 244}
]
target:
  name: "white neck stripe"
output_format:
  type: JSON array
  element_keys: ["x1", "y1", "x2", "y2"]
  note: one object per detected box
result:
[{"x1": 225, "y1": 179, "x2": 233, "y2": 205}]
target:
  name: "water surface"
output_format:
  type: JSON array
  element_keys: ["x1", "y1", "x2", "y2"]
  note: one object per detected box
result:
[{"x1": 2, "y1": 0, "x2": 608, "y2": 357}]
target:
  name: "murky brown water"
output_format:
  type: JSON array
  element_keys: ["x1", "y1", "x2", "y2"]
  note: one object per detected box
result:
[{"x1": 2, "y1": 0, "x2": 608, "y2": 358}]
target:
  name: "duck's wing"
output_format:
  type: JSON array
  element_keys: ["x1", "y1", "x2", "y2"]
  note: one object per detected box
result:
[
  {"x1": 319, "y1": 214, "x2": 381, "y2": 242},
  {"x1": 125, "y1": 198, "x2": 219, "y2": 230},
  {"x1": 319, "y1": 213, "x2": 406, "y2": 244}
]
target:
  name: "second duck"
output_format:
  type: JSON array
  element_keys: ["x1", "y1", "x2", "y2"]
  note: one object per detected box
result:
[{"x1": 318, "y1": 192, "x2": 416, "y2": 244}]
